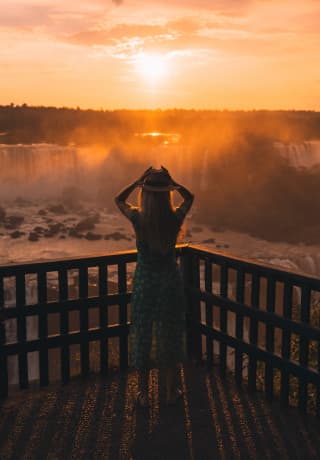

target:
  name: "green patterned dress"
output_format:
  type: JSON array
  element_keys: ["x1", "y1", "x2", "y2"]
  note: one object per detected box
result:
[{"x1": 128, "y1": 208, "x2": 187, "y2": 370}]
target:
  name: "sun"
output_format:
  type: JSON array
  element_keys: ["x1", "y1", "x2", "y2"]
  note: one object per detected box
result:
[{"x1": 135, "y1": 54, "x2": 169, "y2": 83}]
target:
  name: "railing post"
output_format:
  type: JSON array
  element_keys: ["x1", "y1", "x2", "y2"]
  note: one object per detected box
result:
[
  {"x1": 99, "y1": 264, "x2": 108, "y2": 375},
  {"x1": 38, "y1": 271, "x2": 49, "y2": 387},
  {"x1": 280, "y1": 281, "x2": 292, "y2": 407},
  {"x1": 0, "y1": 276, "x2": 8, "y2": 399},
  {"x1": 181, "y1": 247, "x2": 202, "y2": 363},
  {"x1": 299, "y1": 285, "x2": 311, "y2": 413},
  {"x1": 235, "y1": 270, "x2": 245, "y2": 386},
  {"x1": 205, "y1": 258, "x2": 213, "y2": 368},
  {"x1": 248, "y1": 272, "x2": 259, "y2": 393},
  {"x1": 265, "y1": 276, "x2": 276, "y2": 400},
  {"x1": 16, "y1": 272, "x2": 28, "y2": 389},
  {"x1": 219, "y1": 261, "x2": 228, "y2": 376},
  {"x1": 118, "y1": 261, "x2": 128, "y2": 370},
  {"x1": 59, "y1": 269, "x2": 70, "y2": 383},
  {"x1": 79, "y1": 266, "x2": 89, "y2": 377}
]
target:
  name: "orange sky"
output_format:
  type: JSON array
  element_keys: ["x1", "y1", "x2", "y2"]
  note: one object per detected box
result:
[{"x1": 1, "y1": 0, "x2": 320, "y2": 110}]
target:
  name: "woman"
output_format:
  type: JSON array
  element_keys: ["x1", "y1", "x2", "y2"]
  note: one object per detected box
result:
[{"x1": 115, "y1": 166, "x2": 194, "y2": 406}]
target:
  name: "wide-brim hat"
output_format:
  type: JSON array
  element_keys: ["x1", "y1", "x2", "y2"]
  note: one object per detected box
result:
[{"x1": 142, "y1": 168, "x2": 179, "y2": 192}]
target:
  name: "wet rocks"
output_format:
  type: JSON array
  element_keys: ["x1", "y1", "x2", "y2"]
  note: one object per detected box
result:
[
  {"x1": 43, "y1": 222, "x2": 64, "y2": 238},
  {"x1": 104, "y1": 231, "x2": 131, "y2": 241},
  {"x1": 33, "y1": 226, "x2": 45, "y2": 233},
  {"x1": 10, "y1": 230, "x2": 25, "y2": 239},
  {"x1": 4, "y1": 215, "x2": 24, "y2": 229},
  {"x1": 28, "y1": 232, "x2": 39, "y2": 242},
  {"x1": 69, "y1": 228, "x2": 83, "y2": 238},
  {"x1": 38, "y1": 209, "x2": 47, "y2": 216},
  {"x1": 74, "y1": 214, "x2": 99, "y2": 232},
  {"x1": 48, "y1": 204, "x2": 67, "y2": 214},
  {"x1": 84, "y1": 231, "x2": 102, "y2": 241},
  {"x1": 0, "y1": 207, "x2": 6, "y2": 222}
]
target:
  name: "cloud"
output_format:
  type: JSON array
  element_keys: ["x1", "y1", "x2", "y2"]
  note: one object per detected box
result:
[
  {"x1": 69, "y1": 24, "x2": 168, "y2": 46},
  {"x1": 0, "y1": 4, "x2": 54, "y2": 30},
  {"x1": 112, "y1": 0, "x2": 123, "y2": 5}
]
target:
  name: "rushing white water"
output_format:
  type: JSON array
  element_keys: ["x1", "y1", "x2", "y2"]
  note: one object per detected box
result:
[
  {"x1": 275, "y1": 140, "x2": 320, "y2": 169},
  {"x1": 0, "y1": 143, "x2": 81, "y2": 199}
]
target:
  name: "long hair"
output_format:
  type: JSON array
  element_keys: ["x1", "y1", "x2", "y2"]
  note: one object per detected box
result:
[{"x1": 137, "y1": 189, "x2": 182, "y2": 255}]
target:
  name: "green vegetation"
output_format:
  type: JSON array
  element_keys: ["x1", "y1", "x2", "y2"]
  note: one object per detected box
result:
[{"x1": 1, "y1": 104, "x2": 320, "y2": 145}]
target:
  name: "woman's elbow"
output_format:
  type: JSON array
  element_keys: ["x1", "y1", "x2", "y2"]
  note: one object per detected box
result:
[{"x1": 114, "y1": 196, "x2": 121, "y2": 208}]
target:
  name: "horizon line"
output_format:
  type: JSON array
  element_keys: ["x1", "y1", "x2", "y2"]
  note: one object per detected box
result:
[{"x1": 1, "y1": 104, "x2": 320, "y2": 114}]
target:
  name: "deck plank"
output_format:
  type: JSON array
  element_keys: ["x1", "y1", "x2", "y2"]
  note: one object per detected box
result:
[{"x1": 0, "y1": 363, "x2": 320, "y2": 460}]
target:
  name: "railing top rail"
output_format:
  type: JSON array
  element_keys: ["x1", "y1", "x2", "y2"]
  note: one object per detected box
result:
[
  {"x1": 186, "y1": 244, "x2": 320, "y2": 289},
  {"x1": 0, "y1": 249, "x2": 137, "y2": 275},
  {"x1": 1, "y1": 242, "x2": 319, "y2": 289},
  {"x1": 0, "y1": 245, "x2": 188, "y2": 275}
]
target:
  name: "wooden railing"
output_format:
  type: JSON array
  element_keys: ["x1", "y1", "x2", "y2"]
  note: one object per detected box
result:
[
  {"x1": 0, "y1": 249, "x2": 139, "y2": 397},
  {"x1": 0, "y1": 244, "x2": 320, "y2": 417},
  {"x1": 184, "y1": 245, "x2": 320, "y2": 416}
]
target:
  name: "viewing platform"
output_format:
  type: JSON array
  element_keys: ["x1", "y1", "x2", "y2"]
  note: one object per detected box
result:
[{"x1": 1, "y1": 244, "x2": 320, "y2": 459}]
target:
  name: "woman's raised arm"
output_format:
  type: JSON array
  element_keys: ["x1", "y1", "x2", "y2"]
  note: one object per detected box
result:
[
  {"x1": 173, "y1": 181, "x2": 194, "y2": 217},
  {"x1": 114, "y1": 167, "x2": 152, "y2": 219},
  {"x1": 160, "y1": 165, "x2": 194, "y2": 218},
  {"x1": 114, "y1": 180, "x2": 139, "y2": 219}
]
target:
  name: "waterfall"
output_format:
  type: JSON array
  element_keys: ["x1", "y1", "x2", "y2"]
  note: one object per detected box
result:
[
  {"x1": 0, "y1": 143, "x2": 81, "y2": 199},
  {"x1": 275, "y1": 141, "x2": 320, "y2": 169}
]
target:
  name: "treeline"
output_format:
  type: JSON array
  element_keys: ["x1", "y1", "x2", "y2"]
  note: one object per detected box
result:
[{"x1": 0, "y1": 104, "x2": 320, "y2": 145}]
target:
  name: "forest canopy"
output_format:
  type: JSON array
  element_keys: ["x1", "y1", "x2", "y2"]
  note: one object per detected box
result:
[{"x1": 1, "y1": 105, "x2": 320, "y2": 145}]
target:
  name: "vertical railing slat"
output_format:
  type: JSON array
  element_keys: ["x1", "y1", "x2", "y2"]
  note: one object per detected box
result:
[
  {"x1": 317, "y1": 339, "x2": 320, "y2": 418},
  {"x1": 99, "y1": 264, "x2": 108, "y2": 375},
  {"x1": 16, "y1": 272, "x2": 28, "y2": 389},
  {"x1": 192, "y1": 254, "x2": 202, "y2": 363},
  {"x1": 0, "y1": 276, "x2": 8, "y2": 398},
  {"x1": 298, "y1": 285, "x2": 311, "y2": 412},
  {"x1": 205, "y1": 258, "x2": 213, "y2": 368},
  {"x1": 118, "y1": 261, "x2": 128, "y2": 369},
  {"x1": 38, "y1": 271, "x2": 49, "y2": 386},
  {"x1": 79, "y1": 265, "x2": 89, "y2": 377},
  {"x1": 235, "y1": 270, "x2": 245, "y2": 386},
  {"x1": 265, "y1": 277, "x2": 276, "y2": 400},
  {"x1": 280, "y1": 281, "x2": 292, "y2": 406},
  {"x1": 59, "y1": 269, "x2": 69, "y2": 383},
  {"x1": 248, "y1": 272, "x2": 259, "y2": 392},
  {"x1": 181, "y1": 249, "x2": 195, "y2": 359},
  {"x1": 182, "y1": 249, "x2": 202, "y2": 363},
  {"x1": 219, "y1": 262, "x2": 228, "y2": 375}
]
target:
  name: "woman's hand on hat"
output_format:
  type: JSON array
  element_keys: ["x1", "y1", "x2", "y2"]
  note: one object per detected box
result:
[
  {"x1": 160, "y1": 165, "x2": 173, "y2": 181},
  {"x1": 161, "y1": 165, "x2": 179, "y2": 188},
  {"x1": 136, "y1": 166, "x2": 153, "y2": 186}
]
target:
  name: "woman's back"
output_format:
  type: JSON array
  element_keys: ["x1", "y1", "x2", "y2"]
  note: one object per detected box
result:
[
  {"x1": 114, "y1": 167, "x2": 194, "y2": 372},
  {"x1": 130, "y1": 207, "x2": 182, "y2": 268}
]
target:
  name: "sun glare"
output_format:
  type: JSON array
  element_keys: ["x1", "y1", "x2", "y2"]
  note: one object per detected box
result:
[{"x1": 135, "y1": 54, "x2": 169, "y2": 83}]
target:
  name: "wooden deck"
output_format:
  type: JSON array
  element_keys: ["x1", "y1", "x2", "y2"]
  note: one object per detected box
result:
[{"x1": 1, "y1": 362, "x2": 319, "y2": 460}]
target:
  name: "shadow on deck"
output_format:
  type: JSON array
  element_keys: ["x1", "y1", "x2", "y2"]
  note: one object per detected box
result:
[{"x1": 1, "y1": 362, "x2": 319, "y2": 460}]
